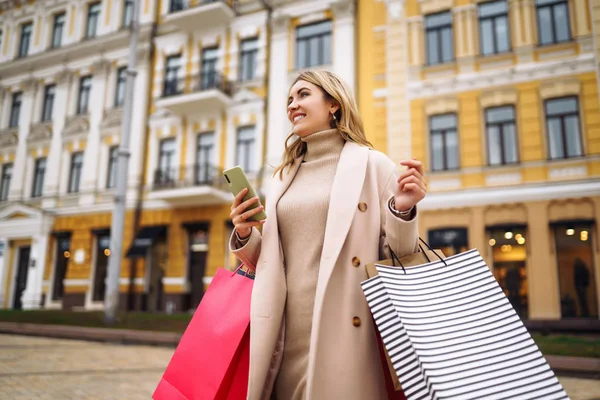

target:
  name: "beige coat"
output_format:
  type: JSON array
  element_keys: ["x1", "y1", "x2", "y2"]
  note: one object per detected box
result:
[{"x1": 231, "y1": 141, "x2": 419, "y2": 400}]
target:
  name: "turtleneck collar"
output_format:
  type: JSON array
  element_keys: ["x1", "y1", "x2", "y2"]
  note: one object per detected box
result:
[{"x1": 301, "y1": 128, "x2": 345, "y2": 162}]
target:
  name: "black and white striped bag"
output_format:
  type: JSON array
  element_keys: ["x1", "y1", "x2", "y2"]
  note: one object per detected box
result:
[{"x1": 361, "y1": 249, "x2": 568, "y2": 400}]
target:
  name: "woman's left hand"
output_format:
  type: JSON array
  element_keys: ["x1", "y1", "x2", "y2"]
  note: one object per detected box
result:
[{"x1": 394, "y1": 158, "x2": 427, "y2": 212}]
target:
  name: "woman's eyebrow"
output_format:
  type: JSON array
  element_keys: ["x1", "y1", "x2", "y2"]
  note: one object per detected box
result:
[{"x1": 288, "y1": 87, "x2": 310, "y2": 102}]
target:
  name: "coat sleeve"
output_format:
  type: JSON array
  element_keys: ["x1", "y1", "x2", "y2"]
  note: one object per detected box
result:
[
  {"x1": 229, "y1": 227, "x2": 262, "y2": 272},
  {"x1": 379, "y1": 166, "x2": 419, "y2": 260}
]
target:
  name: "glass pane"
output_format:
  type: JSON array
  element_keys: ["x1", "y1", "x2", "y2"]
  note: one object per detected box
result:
[
  {"x1": 554, "y1": 3, "x2": 571, "y2": 42},
  {"x1": 555, "y1": 224, "x2": 598, "y2": 318},
  {"x1": 202, "y1": 47, "x2": 218, "y2": 62},
  {"x1": 546, "y1": 97, "x2": 578, "y2": 115},
  {"x1": 536, "y1": 0, "x2": 556, "y2": 5},
  {"x1": 503, "y1": 123, "x2": 519, "y2": 163},
  {"x1": 309, "y1": 36, "x2": 319, "y2": 66},
  {"x1": 446, "y1": 130, "x2": 459, "y2": 169},
  {"x1": 238, "y1": 126, "x2": 254, "y2": 141},
  {"x1": 479, "y1": 0, "x2": 507, "y2": 17},
  {"x1": 426, "y1": 31, "x2": 439, "y2": 64},
  {"x1": 241, "y1": 38, "x2": 258, "y2": 52},
  {"x1": 480, "y1": 19, "x2": 495, "y2": 55},
  {"x1": 488, "y1": 125, "x2": 502, "y2": 165},
  {"x1": 441, "y1": 27, "x2": 454, "y2": 62},
  {"x1": 431, "y1": 133, "x2": 444, "y2": 171},
  {"x1": 426, "y1": 12, "x2": 452, "y2": 28},
  {"x1": 547, "y1": 118, "x2": 564, "y2": 159},
  {"x1": 322, "y1": 33, "x2": 331, "y2": 65},
  {"x1": 296, "y1": 40, "x2": 307, "y2": 68},
  {"x1": 430, "y1": 114, "x2": 457, "y2": 130},
  {"x1": 538, "y1": 7, "x2": 554, "y2": 44},
  {"x1": 495, "y1": 17, "x2": 510, "y2": 52},
  {"x1": 296, "y1": 20, "x2": 331, "y2": 38},
  {"x1": 564, "y1": 115, "x2": 582, "y2": 157},
  {"x1": 486, "y1": 106, "x2": 514, "y2": 123}
]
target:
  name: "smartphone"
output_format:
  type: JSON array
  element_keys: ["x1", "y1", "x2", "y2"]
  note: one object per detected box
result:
[{"x1": 223, "y1": 166, "x2": 267, "y2": 221}]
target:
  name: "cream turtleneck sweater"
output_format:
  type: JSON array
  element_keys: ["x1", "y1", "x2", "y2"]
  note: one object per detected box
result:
[{"x1": 274, "y1": 128, "x2": 345, "y2": 400}]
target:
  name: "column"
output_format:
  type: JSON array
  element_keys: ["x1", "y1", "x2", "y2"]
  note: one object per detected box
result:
[
  {"x1": 385, "y1": 0, "x2": 412, "y2": 162},
  {"x1": 79, "y1": 60, "x2": 110, "y2": 206},
  {"x1": 42, "y1": 70, "x2": 72, "y2": 208},
  {"x1": 8, "y1": 79, "x2": 37, "y2": 201},
  {"x1": 22, "y1": 233, "x2": 50, "y2": 309},
  {"x1": 516, "y1": 0, "x2": 535, "y2": 63},
  {"x1": 511, "y1": 0, "x2": 524, "y2": 48},
  {"x1": 266, "y1": 14, "x2": 290, "y2": 169},
  {"x1": 0, "y1": 87, "x2": 6, "y2": 128},
  {"x1": 332, "y1": 1, "x2": 356, "y2": 93},
  {"x1": 455, "y1": 5, "x2": 477, "y2": 73}
]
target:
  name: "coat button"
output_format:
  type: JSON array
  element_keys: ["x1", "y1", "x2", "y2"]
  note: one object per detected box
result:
[
  {"x1": 352, "y1": 316, "x2": 361, "y2": 327},
  {"x1": 352, "y1": 257, "x2": 360, "y2": 267},
  {"x1": 358, "y1": 202, "x2": 368, "y2": 212}
]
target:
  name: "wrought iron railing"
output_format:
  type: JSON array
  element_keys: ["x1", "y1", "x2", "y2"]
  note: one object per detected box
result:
[
  {"x1": 153, "y1": 163, "x2": 224, "y2": 190},
  {"x1": 169, "y1": 0, "x2": 235, "y2": 13},
  {"x1": 162, "y1": 71, "x2": 232, "y2": 98}
]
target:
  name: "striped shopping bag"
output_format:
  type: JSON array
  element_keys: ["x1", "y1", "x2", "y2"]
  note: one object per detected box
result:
[{"x1": 361, "y1": 249, "x2": 569, "y2": 400}]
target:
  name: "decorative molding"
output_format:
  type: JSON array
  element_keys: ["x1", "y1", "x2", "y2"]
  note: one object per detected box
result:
[
  {"x1": 485, "y1": 172, "x2": 522, "y2": 186},
  {"x1": 0, "y1": 127, "x2": 19, "y2": 147},
  {"x1": 27, "y1": 122, "x2": 53, "y2": 147},
  {"x1": 548, "y1": 165, "x2": 587, "y2": 180},
  {"x1": 62, "y1": 115, "x2": 90, "y2": 140},
  {"x1": 22, "y1": 77, "x2": 39, "y2": 92},
  {"x1": 428, "y1": 178, "x2": 462, "y2": 191},
  {"x1": 100, "y1": 108, "x2": 124, "y2": 132},
  {"x1": 419, "y1": 0, "x2": 453, "y2": 15},
  {"x1": 539, "y1": 79, "x2": 581, "y2": 100},
  {"x1": 56, "y1": 69, "x2": 74, "y2": 85},
  {"x1": 425, "y1": 97, "x2": 459, "y2": 115},
  {"x1": 91, "y1": 59, "x2": 111, "y2": 76},
  {"x1": 480, "y1": 88, "x2": 518, "y2": 108}
]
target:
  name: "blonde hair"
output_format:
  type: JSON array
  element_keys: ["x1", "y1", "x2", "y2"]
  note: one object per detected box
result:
[{"x1": 274, "y1": 70, "x2": 372, "y2": 178}]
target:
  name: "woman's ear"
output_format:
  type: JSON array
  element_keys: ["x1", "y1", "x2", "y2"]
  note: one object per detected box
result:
[{"x1": 330, "y1": 102, "x2": 340, "y2": 115}]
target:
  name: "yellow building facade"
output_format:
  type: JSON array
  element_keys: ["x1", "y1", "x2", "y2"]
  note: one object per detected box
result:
[{"x1": 358, "y1": 0, "x2": 600, "y2": 320}]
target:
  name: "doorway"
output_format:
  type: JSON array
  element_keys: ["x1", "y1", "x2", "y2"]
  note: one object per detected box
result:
[{"x1": 13, "y1": 246, "x2": 31, "y2": 310}]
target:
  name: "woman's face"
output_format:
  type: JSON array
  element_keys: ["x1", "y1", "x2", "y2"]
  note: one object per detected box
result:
[{"x1": 287, "y1": 80, "x2": 337, "y2": 138}]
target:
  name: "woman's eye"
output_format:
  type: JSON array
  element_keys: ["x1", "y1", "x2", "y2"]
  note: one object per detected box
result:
[{"x1": 300, "y1": 92, "x2": 308, "y2": 97}]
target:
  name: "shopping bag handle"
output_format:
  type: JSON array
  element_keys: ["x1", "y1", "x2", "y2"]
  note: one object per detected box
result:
[
  {"x1": 389, "y1": 237, "x2": 447, "y2": 274},
  {"x1": 232, "y1": 263, "x2": 256, "y2": 280}
]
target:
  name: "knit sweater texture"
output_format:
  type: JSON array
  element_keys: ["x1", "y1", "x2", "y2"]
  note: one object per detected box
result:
[{"x1": 273, "y1": 128, "x2": 345, "y2": 400}]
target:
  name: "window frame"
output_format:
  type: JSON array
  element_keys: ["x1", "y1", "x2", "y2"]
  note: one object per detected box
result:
[
  {"x1": 236, "y1": 126, "x2": 256, "y2": 173},
  {"x1": 51, "y1": 12, "x2": 66, "y2": 49},
  {"x1": 429, "y1": 113, "x2": 460, "y2": 172},
  {"x1": 158, "y1": 138, "x2": 177, "y2": 184},
  {"x1": 9, "y1": 92, "x2": 23, "y2": 128},
  {"x1": 123, "y1": 0, "x2": 134, "y2": 28},
  {"x1": 295, "y1": 20, "x2": 332, "y2": 69},
  {"x1": 239, "y1": 37, "x2": 259, "y2": 82},
  {"x1": 31, "y1": 157, "x2": 47, "y2": 198},
  {"x1": 544, "y1": 96, "x2": 583, "y2": 160},
  {"x1": 485, "y1": 105, "x2": 519, "y2": 166},
  {"x1": 41, "y1": 84, "x2": 56, "y2": 122},
  {"x1": 106, "y1": 145, "x2": 119, "y2": 189},
  {"x1": 200, "y1": 46, "x2": 219, "y2": 90},
  {"x1": 425, "y1": 11, "x2": 454, "y2": 66},
  {"x1": 18, "y1": 22, "x2": 33, "y2": 58},
  {"x1": 163, "y1": 54, "x2": 182, "y2": 97},
  {"x1": 478, "y1": 0, "x2": 511, "y2": 56},
  {"x1": 114, "y1": 66, "x2": 127, "y2": 107},
  {"x1": 535, "y1": 0, "x2": 572, "y2": 45},
  {"x1": 77, "y1": 76, "x2": 93, "y2": 115},
  {"x1": 86, "y1": 2, "x2": 102, "y2": 39},
  {"x1": 0, "y1": 163, "x2": 13, "y2": 201},
  {"x1": 68, "y1": 152, "x2": 84, "y2": 193},
  {"x1": 196, "y1": 132, "x2": 215, "y2": 184}
]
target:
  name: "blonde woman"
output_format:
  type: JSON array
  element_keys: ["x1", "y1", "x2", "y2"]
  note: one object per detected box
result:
[{"x1": 230, "y1": 70, "x2": 427, "y2": 400}]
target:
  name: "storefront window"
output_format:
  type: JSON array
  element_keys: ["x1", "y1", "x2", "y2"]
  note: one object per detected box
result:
[
  {"x1": 186, "y1": 227, "x2": 208, "y2": 310},
  {"x1": 553, "y1": 223, "x2": 598, "y2": 318},
  {"x1": 488, "y1": 226, "x2": 528, "y2": 319},
  {"x1": 427, "y1": 228, "x2": 469, "y2": 257}
]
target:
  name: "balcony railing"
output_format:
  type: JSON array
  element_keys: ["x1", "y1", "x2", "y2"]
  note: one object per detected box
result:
[
  {"x1": 153, "y1": 164, "x2": 227, "y2": 191},
  {"x1": 162, "y1": 71, "x2": 232, "y2": 98},
  {"x1": 169, "y1": 0, "x2": 235, "y2": 13}
]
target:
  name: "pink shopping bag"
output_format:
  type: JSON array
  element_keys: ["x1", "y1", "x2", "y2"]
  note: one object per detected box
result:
[{"x1": 153, "y1": 267, "x2": 254, "y2": 400}]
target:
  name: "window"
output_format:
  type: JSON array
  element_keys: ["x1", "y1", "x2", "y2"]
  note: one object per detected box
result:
[
  {"x1": 489, "y1": 227, "x2": 529, "y2": 319},
  {"x1": 123, "y1": 0, "x2": 134, "y2": 28},
  {"x1": 554, "y1": 223, "x2": 598, "y2": 318},
  {"x1": 429, "y1": 114, "x2": 459, "y2": 171},
  {"x1": 545, "y1": 97, "x2": 582, "y2": 159},
  {"x1": 536, "y1": 0, "x2": 571, "y2": 45},
  {"x1": 156, "y1": 138, "x2": 176, "y2": 185},
  {"x1": 9, "y1": 92, "x2": 22, "y2": 128},
  {"x1": 86, "y1": 2, "x2": 102, "y2": 39},
  {"x1": 201, "y1": 47, "x2": 219, "y2": 90},
  {"x1": 295, "y1": 20, "x2": 332, "y2": 69},
  {"x1": 115, "y1": 67, "x2": 127, "y2": 107},
  {"x1": 169, "y1": 0, "x2": 186, "y2": 12},
  {"x1": 425, "y1": 12, "x2": 453, "y2": 65},
  {"x1": 51, "y1": 236, "x2": 71, "y2": 301},
  {"x1": 479, "y1": 0, "x2": 510, "y2": 55},
  {"x1": 163, "y1": 55, "x2": 181, "y2": 96},
  {"x1": 93, "y1": 234, "x2": 110, "y2": 302},
  {"x1": 0, "y1": 163, "x2": 13, "y2": 201},
  {"x1": 18, "y1": 22, "x2": 33, "y2": 58},
  {"x1": 236, "y1": 126, "x2": 256, "y2": 172},
  {"x1": 106, "y1": 146, "x2": 118, "y2": 188},
  {"x1": 31, "y1": 157, "x2": 46, "y2": 198},
  {"x1": 485, "y1": 106, "x2": 518, "y2": 165},
  {"x1": 77, "y1": 76, "x2": 92, "y2": 115},
  {"x1": 196, "y1": 132, "x2": 214, "y2": 184},
  {"x1": 41, "y1": 84, "x2": 56, "y2": 122},
  {"x1": 68, "y1": 152, "x2": 83, "y2": 193},
  {"x1": 428, "y1": 228, "x2": 469, "y2": 257},
  {"x1": 51, "y1": 13, "x2": 66, "y2": 48},
  {"x1": 239, "y1": 38, "x2": 259, "y2": 81}
]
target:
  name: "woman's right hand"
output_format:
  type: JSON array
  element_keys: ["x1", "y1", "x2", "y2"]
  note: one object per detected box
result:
[{"x1": 230, "y1": 188, "x2": 266, "y2": 239}]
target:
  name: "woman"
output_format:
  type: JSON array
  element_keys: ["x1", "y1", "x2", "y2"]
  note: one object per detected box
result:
[{"x1": 229, "y1": 70, "x2": 427, "y2": 400}]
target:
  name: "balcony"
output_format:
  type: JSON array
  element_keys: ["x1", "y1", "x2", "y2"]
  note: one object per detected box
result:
[
  {"x1": 147, "y1": 164, "x2": 231, "y2": 206},
  {"x1": 155, "y1": 71, "x2": 233, "y2": 116},
  {"x1": 162, "y1": 0, "x2": 236, "y2": 33}
]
